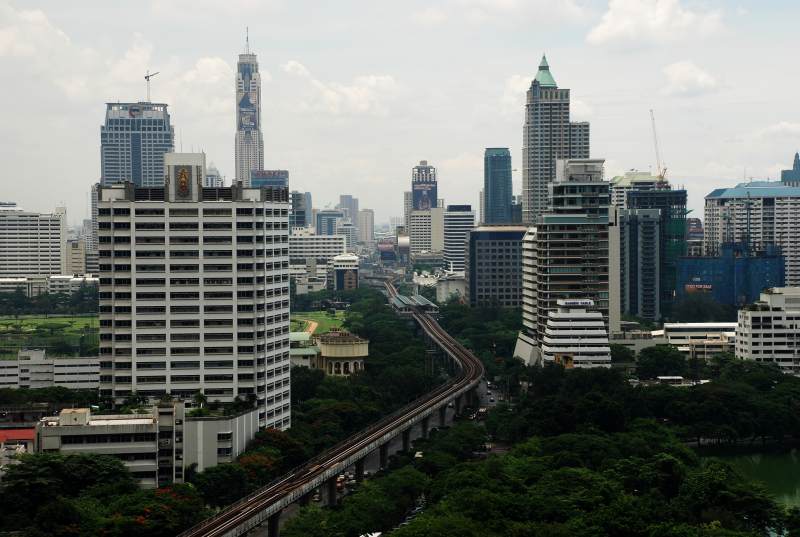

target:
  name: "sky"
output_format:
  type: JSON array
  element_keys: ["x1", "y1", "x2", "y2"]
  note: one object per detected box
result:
[{"x1": 0, "y1": 0, "x2": 798, "y2": 226}]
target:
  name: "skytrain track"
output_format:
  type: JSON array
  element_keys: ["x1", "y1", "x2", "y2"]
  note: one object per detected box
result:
[{"x1": 179, "y1": 281, "x2": 484, "y2": 537}]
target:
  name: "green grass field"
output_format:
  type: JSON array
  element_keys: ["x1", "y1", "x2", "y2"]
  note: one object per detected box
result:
[
  {"x1": 290, "y1": 311, "x2": 345, "y2": 335},
  {"x1": 0, "y1": 314, "x2": 99, "y2": 358}
]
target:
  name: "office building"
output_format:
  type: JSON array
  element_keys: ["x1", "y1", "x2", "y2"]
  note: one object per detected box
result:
[
  {"x1": 609, "y1": 170, "x2": 668, "y2": 209},
  {"x1": 328, "y1": 253, "x2": 359, "y2": 291},
  {"x1": 0, "y1": 203, "x2": 67, "y2": 278},
  {"x1": 781, "y1": 152, "x2": 800, "y2": 185},
  {"x1": 89, "y1": 183, "x2": 100, "y2": 253},
  {"x1": 336, "y1": 220, "x2": 357, "y2": 250},
  {"x1": 516, "y1": 159, "x2": 618, "y2": 365},
  {"x1": 205, "y1": 164, "x2": 224, "y2": 187},
  {"x1": 0, "y1": 275, "x2": 98, "y2": 297},
  {"x1": 358, "y1": 209, "x2": 375, "y2": 244},
  {"x1": 80, "y1": 217, "x2": 98, "y2": 255},
  {"x1": 484, "y1": 148, "x2": 513, "y2": 224},
  {"x1": 0, "y1": 349, "x2": 99, "y2": 390},
  {"x1": 290, "y1": 191, "x2": 307, "y2": 229},
  {"x1": 443, "y1": 205, "x2": 475, "y2": 272},
  {"x1": 289, "y1": 228, "x2": 346, "y2": 263},
  {"x1": 687, "y1": 218, "x2": 704, "y2": 257},
  {"x1": 250, "y1": 170, "x2": 288, "y2": 188},
  {"x1": 235, "y1": 40, "x2": 265, "y2": 184},
  {"x1": 100, "y1": 103, "x2": 174, "y2": 187},
  {"x1": 704, "y1": 182, "x2": 800, "y2": 285},
  {"x1": 511, "y1": 195, "x2": 523, "y2": 224},
  {"x1": 465, "y1": 225, "x2": 526, "y2": 307},
  {"x1": 618, "y1": 208, "x2": 661, "y2": 321},
  {"x1": 96, "y1": 153, "x2": 291, "y2": 430},
  {"x1": 316, "y1": 210, "x2": 344, "y2": 236},
  {"x1": 659, "y1": 323, "x2": 736, "y2": 362},
  {"x1": 412, "y1": 161, "x2": 438, "y2": 210},
  {"x1": 338, "y1": 195, "x2": 359, "y2": 224},
  {"x1": 540, "y1": 299, "x2": 611, "y2": 368},
  {"x1": 676, "y1": 242, "x2": 785, "y2": 307},
  {"x1": 736, "y1": 287, "x2": 800, "y2": 375},
  {"x1": 64, "y1": 238, "x2": 88, "y2": 276},
  {"x1": 409, "y1": 207, "x2": 444, "y2": 254},
  {"x1": 403, "y1": 191, "x2": 413, "y2": 227},
  {"x1": 303, "y1": 192, "x2": 313, "y2": 216},
  {"x1": 627, "y1": 188, "x2": 687, "y2": 318},
  {"x1": 521, "y1": 56, "x2": 589, "y2": 224}
]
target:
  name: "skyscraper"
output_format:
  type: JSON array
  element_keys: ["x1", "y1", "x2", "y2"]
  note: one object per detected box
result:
[
  {"x1": 484, "y1": 148, "x2": 513, "y2": 224},
  {"x1": 0, "y1": 203, "x2": 67, "y2": 277},
  {"x1": 358, "y1": 209, "x2": 374, "y2": 244},
  {"x1": 96, "y1": 153, "x2": 291, "y2": 430},
  {"x1": 338, "y1": 195, "x2": 359, "y2": 223},
  {"x1": 290, "y1": 191, "x2": 307, "y2": 229},
  {"x1": 235, "y1": 37, "x2": 264, "y2": 185},
  {"x1": 412, "y1": 160, "x2": 438, "y2": 210},
  {"x1": 403, "y1": 191, "x2": 413, "y2": 227},
  {"x1": 521, "y1": 55, "x2": 589, "y2": 224},
  {"x1": 100, "y1": 102, "x2": 174, "y2": 186},
  {"x1": 316, "y1": 210, "x2": 345, "y2": 235},
  {"x1": 205, "y1": 164, "x2": 224, "y2": 187},
  {"x1": 781, "y1": 152, "x2": 800, "y2": 185},
  {"x1": 443, "y1": 205, "x2": 475, "y2": 272}
]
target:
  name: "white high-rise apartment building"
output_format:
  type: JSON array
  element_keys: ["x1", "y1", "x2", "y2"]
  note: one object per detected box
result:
[
  {"x1": 97, "y1": 153, "x2": 291, "y2": 430},
  {"x1": 443, "y1": 205, "x2": 475, "y2": 272},
  {"x1": 521, "y1": 56, "x2": 589, "y2": 224},
  {"x1": 358, "y1": 209, "x2": 375, "y2": 244},
  {"x1": 540, "y1": 299, "x2": 611, "y2": 368},
  {"x1": 704, "y1": 182, "x2": 800, "y2": 285},
  {"x1": 609, "y1": 170, "x2": 668, "y2": 209},
  {"x1": 0, "y1": 203, "x2": 67, "y2": 278},
  {"x1": 409, "y1": 208, "x2": 444, "y2": 254},
  {"x1": 235, "y1": 39, "x2": 264, "y2": 185},
  {"x1": 289, "y1": 229, "x2": 347, "y2": 262},
  {"x1": 736, "y1": 287, "x2": 800, "y2": 375}
]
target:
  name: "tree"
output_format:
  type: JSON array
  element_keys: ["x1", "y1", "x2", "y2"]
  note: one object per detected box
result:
[
  {"x1": 610, "y1": 344, "x2": 635, "y2": 364},
  {"x1": 637, "y1": 345, "x2": 688, "y2": 379},
  {"x1": 191, "y1": 464, "x2": 251, "y2": 508}
]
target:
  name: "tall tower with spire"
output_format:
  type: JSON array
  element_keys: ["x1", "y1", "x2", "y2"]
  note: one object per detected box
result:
[
  {"x1": 781, "y1": 152, "x2": 800, "y2": 185},
  {"x1": 235, "y1": 29, "x2": 264, "y2": 186},
  {"x1": 521, "y1": 55, "x2": 589, "y2": 224}
]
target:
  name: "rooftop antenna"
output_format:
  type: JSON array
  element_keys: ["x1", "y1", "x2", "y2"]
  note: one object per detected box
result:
[
  {"x1": 245, "y1": 27, "x2": 250, "y2": 54},
  {"x1": 144, "y1": 70, "x2": 160, "y2": 102}
]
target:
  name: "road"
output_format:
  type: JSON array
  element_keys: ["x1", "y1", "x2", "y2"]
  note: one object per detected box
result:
[{"x1": 178, "y1": 282, "x2": 484, "y2": 537}]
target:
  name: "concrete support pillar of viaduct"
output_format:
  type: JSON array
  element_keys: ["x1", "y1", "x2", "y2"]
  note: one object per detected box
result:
[
  {"x1": 379, "y1": 442, "x2": 389, "y2": 469},
  {"x1": 298, "y1": 493, "x2": 310, "y2": 507},
  {"x1": 268, "y1": 509, "x2": 282, "y2": 537},
  {"x1": 439, "y1": 405, "x2": 447, "y2": 428},
  {"x1": 421, "y1": 416, "x2": 430, "y2": 439},
  {"x1": 355, "y1": 458, "x2": 365, "y2": 481},
  {"x1": 402, "y1": 429, "x2": 411, "y2": 452},
  {"x1": 455, "y1": 394, "x2": 463, "y2": 414},
  {"x1": 326, "y1": 476, "x2": 338, "y2": 506}
]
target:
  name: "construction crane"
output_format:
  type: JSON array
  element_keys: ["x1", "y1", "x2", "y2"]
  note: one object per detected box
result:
[
  {"x1": 144, "y1": 70, "x2": 160, "y2": 102},
  {"x1": 650, "y1": 109, "x2": 667, "y2": 180}
]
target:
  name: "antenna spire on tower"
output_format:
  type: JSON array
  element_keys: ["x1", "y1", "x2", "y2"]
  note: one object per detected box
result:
[{"x1": 245, "y1": 27, "x2": 250, "y2": 54}]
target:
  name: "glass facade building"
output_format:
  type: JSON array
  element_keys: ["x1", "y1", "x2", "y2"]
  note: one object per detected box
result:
[{"x1": 484, "y1": 148, "x2": 513, "y2": 224}]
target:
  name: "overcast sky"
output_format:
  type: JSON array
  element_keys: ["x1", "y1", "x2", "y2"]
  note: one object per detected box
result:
[{"x1": 1, "y1": 0, "x2": 798, "y2": 226}]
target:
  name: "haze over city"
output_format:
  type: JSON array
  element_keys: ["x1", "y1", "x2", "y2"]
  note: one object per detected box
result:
[{"x1": 1, "y1": 0, "x2": 798, "y2": 224}]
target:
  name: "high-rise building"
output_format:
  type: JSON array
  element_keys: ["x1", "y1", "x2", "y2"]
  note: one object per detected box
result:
[
  {"x1": 328, "y1": 254, "x2": 359, "y2": 291},
  {"x1": 316, "y1": 210, "x2": 345, "y2": 236},
  {"x1": 89, "y1": 183, "x2": 100, "y2": 253},
  {"x1": 235, "y1": 40, "x2": 264, "y2": 185},
  {"x1": 290, "y1": 191, "x2": 307, "y2": 229},
  {"x1": 0, "y1": 203, "x2": 67, "y2": 278},
  {"x1": 618, "y1": 208, "x2": 661, "y2": 321},
  {"x1": 100, "y1": 103, "x2": 174, "y2": 187},
  {"x1": 336, "y1": 220, "x2": 357, "y2": 250},
  {"x1": 521, "y1": 56, "x2": 589, "y2": 224},
  {"x1": 478, "y1": 189, "x2": 484, "y2": 224},
  {"x1": 96, "y1": 153, "x2": 291, "y2": 430},
  {"x1": 412, "y1": 160, "x2": 438, "y2": 210},
  {"x1": 511, "y1": 195, "x2": 523, "y2": 224},
  {"x1": 289, "y1": 228, "x2": 347, "y2": 263},
  {"x1": 403, "y1": 191, "x2": 413, "y2": 227},
  {"x1": 64, "y1": 239, "x2": 88, "y2": 276},
  {"x1": 409, "y1": 208, "x2": 444, "y2": 254},
  {"x1": 484, "y1": 148, "x2": 513, "y2": 224},
  {"x1": 303, "y1": 192, "x2": 313, "y2": 216},
  {"x1": 736, "y1": 287, "x2": 800, "y2": 375},
  {"x1": 465, "y1": 225, "x2": 526, "y2": 307},
  {"x1": 686, "y1": 217, "x2": 704, "y2": 257},
  {"x1": 609, "y1": 170, "x2": 669, "y2": 209},
  {"x1": 358, "y1": 209, "x2": 375, "y2": 244},
  {"x1": 516, "y1": 159, "x2": 618, "y2": 365},
  {"x1": 338, "y1": 195, "x2": 360, "y2": 224},
  {"x1": 250, "y1": 170, "x2": 288, "y2": 188},
  {"x1": 443, "y1": 205, "x2": 475, "y2": 272},
  {"x1": 781, "y1": 152, "x2": 800, "y2": 185},
  {"x1": 540, "y1": 299, "x2": 611, "y2": 369},
  {"x1": 626, "y1": 188, "x2": 687, "y2": 318},
  {"x1": 204, "y1": 164, "x2": 224, "y2": 187}
]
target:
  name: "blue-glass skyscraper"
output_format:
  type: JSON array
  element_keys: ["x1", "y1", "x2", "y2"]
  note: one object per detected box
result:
[
  {"x1": 484, "y1": 148, "x2": 513, "y2": 224},
  {"x1": 100, "y1": 102, "x2": 174, "y2": 186}
]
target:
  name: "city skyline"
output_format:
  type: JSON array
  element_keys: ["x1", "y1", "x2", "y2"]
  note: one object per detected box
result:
[{"x1": 1, "y1": 1, "x2": 800, "y2": 225}]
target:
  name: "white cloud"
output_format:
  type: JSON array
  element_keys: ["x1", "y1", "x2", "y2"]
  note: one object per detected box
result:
[
  {"x1": 412, "y1": 6, "x2": 448, "y2": 25},
  {"x1": 412, "y1": 0, "x2": 585, "y2": 26},
  {"x1": 501, "y1": 74, "x2": 530, "y2": 112},
  {"x1": 662, "y1": 61, "x2": 718, "y2": 96},
  {"x1": 282, "y1": 61, "x2": 398, "y2": 116},
  {"x1": 587, "y1": 0, "x2": 722, "y2": 45},
  {"x1": 757, "y1": 122, "x2": 800, "y2": 139}
]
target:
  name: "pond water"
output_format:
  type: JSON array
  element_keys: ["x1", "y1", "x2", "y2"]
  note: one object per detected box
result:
[{"x1": 715, "y1": 449, "x2": 800, "y2": 507}]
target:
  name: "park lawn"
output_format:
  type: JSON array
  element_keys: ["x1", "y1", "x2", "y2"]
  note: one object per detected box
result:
[
  {"x1": 290, "y1": 311, "x2": 345, "y2": 334},
  {"x1": 0, "y1": 314, "x2": 99, "y2": 358}
]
